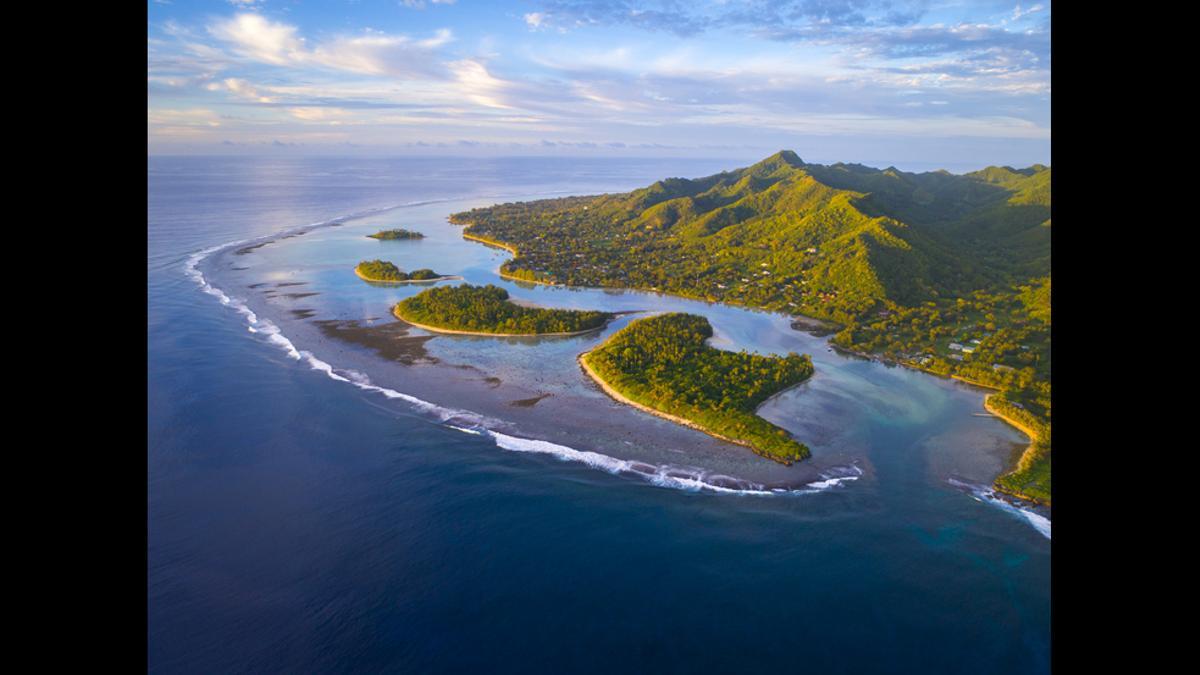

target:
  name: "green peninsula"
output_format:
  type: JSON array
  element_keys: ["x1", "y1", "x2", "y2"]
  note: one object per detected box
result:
[
  {"x1": 355, "y1": 260, "x2": 451, "y2": 283},
  {"x1": 451, "y1": 151, "x2": 1051, "y2": 501},
  {"x1": 368, "y1": 228, "x2": 425, "y2": 240},
  {"x1": 394, "y1": 283, "x2": 613, "y2": 336},
  {"x1": 581, "y1": 313, "x2": 814, "y2": 464}
]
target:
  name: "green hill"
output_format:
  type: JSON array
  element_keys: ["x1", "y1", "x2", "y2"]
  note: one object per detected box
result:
[{"x1": 450, "y1": 151, "x2": 1050, "y2": 501}]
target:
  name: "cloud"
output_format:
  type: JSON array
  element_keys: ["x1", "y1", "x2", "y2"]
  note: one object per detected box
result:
[
  {"x1": 523, "y1": 1, "x2": 1047, "y2": 72},
  {"x1": 449, "y1": 59, "x2": 514, "y2": 108},
  {"x1": 148, "y1": 108, "x2": 224, "y2": 138},
  {"x1": 149, "y1": 2, "x2": 1048, "y2": 158},
  {"x1": 207, "y1": 13, "x2": 303, "y2": 65},
  {"x1": 208, "y1": 13, "x2": 452, "y2": 79},
  {"x1": 210, "y1": 77, "x2": 274, "y2": 102},
  {"x1": 287, "y1": 107, "x2": 351, "y2": 123},
  {"x1": 525, "y1": 1, "x2": 712, "y2": 37},
  {"x1": 148, "y1": 108, "x2": 222, "y2": 127},
  {"x1": 1012, "y1": 4, "x2": 1044, "y2": 21}
]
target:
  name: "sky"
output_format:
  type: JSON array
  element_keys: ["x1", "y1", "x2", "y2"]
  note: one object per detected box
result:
[{"x1": 147, "y1": 1, "x2": 1051, "y2": 171}]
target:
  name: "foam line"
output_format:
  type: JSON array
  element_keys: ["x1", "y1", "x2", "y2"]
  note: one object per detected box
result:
[{"x1": 948, "y1": 478, "x2": 1051, "y2": 540}]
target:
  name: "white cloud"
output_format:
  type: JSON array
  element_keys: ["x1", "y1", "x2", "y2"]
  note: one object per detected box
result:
[
  {"x1": 450, "y1": 59, "x2": 513, "y2": 109},
  {"x1": 209, "y1": 13, "x2": 451, "y2": 78},
  {"x1": 288, "y1": 107, "x2": 351, "y2": 123},
  {"x1": 148, "y1": 108, "x2": 224, "y2": 138},
  {"x1": 206, "y1": 77, "x2": 273, "y2": 103},
  {"x1": 524, "y1": 13, "x2": 546, "y2": 29},
  {"x1": 208, "y1": 13, "x2": 304, "y2": 65},
  {"x1": 1012, "y1": 4, "x2": 1045, "y2": 21}
]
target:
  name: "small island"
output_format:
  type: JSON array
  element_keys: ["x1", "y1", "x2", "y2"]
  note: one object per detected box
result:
[
  {"x1": 355, "y1": 260, "x2": 457, "y2": 283},
  {"x1": 393, "y1": 283, "x2": 614, "y2": 336},
  {"x1": 580, "y1": 312, "x2": 814, "y2": 464},
  {"x1": 367, "y1": 228, "x2": 425, "y2": 240}
]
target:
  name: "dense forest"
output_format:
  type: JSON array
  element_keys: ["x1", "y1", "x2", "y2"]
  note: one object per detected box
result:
[
  {"x1": 394, "y1": 284, "x2": 613, "y2": 334},
  {"x1": 356, "y1": 260, "x2": 443, "y2": 282},
  {"x1": 368, "y1": 228, "x2": 425, "y2": 240},
  {"x1": 584, "y1": 313, "x2": 814, "y2": 464},
  {"x1": 452, "y1": 151, "x2": 1051, "y2": 499}
]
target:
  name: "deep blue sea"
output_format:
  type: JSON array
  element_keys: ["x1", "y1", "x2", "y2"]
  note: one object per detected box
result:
[{"x1": 148, "y1": 156, "x2": 1050, "y2": 674}]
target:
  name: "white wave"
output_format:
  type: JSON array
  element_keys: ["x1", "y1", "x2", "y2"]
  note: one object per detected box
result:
[
  {"x1": 804, "y1": 464, "x2": 865, "y2": 490},
  {"x1": 947, "y1": 478, "x2": 1051, "y2": 540},
  {"x1": 448, "y1": 425, "x2": 860, "y2": 497},
  {"x1": 182, "y1": 206, "x2": 864, "y2": 498}
]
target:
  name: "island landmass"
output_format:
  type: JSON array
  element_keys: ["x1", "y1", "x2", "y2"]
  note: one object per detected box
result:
[
  {"x1": 393, "y1": 283, "x2": 614, "y2": 336},
  {"x1": 581, "y1": 312, "x2": 814, "y2": 464},
  {"x1": 368, "y1": 228, "x2": 425, "y2": 240},
  {"x1": 355, "y1": 260, "x2": 458, "y2": 284}
]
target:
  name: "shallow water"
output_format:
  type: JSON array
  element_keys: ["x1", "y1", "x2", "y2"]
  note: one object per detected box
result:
[{"x1": 150, "y1": 156, "x2": 1050, "y2": 673}]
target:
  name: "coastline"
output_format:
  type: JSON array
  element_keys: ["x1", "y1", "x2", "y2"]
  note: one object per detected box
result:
[
  {"x1": 461, "y1": 231, "x2": 519, "y2": 256},
  {"x1": 355, "y1": 268, "x2": 462, "y2": 284},
  {"x1": 393, "y1": 305, "x2": 613, "y2": 338},
  {"x1": 864, "y1": 351, "x2": 1050, "y2": 507},
  {"x1": 577, "y1": 350, "x2": 804, "y2": 466},
  {"x1": 458, "y1": 219, "x2": 1046, "y2": 503},
  {"x1": 984, "y1": 394, "x2": 1050, "y2": 506}
]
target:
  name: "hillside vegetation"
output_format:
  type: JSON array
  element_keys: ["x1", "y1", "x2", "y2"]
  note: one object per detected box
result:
[{"x1": 451, "y1": 151, "x2": 1051, "y2": 501}]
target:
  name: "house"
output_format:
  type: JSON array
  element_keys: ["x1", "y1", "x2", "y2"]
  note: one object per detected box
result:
[
  {"x1": 961, "y1": 346, "x2": 975, "y2": 354},
  {"x1": 970, "y1": 339, "x2": 982, "y2": 345},
  {"x1": 948, "y1": 343, "x2": 964, "y2": 351}
]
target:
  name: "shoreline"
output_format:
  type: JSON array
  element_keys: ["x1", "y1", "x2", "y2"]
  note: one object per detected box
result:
[
  {"x1": 355, "y1": 268, "x2": 462, "y2": 284},
  {"x1": 461, "y1": 231, "x2": 519, "y2": 256},
  {"x1": 393, "y1": 305, "x2": 614, "y2": 338},
  {"x1": 577, "y1": 350, "x2": 804, "y2": 466},
  {"x1": 459, "y1": 217, "x2": 1046, "y2": 502},
  {"x1": 983, "y1": 394, "x2": 1041, "y2": 441},
  {"x1": 844, "y1": 348, "x2": 1049, "y2": 507},
  {"x1": 984, "y1": 394, "x2": 1050, "y2": 507}
]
